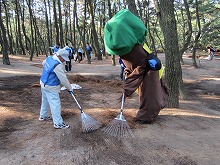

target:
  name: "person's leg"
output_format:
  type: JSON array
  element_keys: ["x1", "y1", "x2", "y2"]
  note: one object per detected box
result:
[
  {"x1": 45, "y1": 90, "x2": 64, "y2": 125},
  {"x1": 66, "y1": 62, "x2": 68, "y2": 71},
  {"x1": 39, "y1": 88, "x2": 50, "y2": 118},
  {"x1": 75, "y1": 54, "x2": 78, "y2": 62},
  {"x1": 65, "y1": 61, "x2": 68, "y2": 72},
  {"x1": 78, "y1": 53, "x2": 80, "y2": 63},
  {"x1": 136, "y1": 71, "x2": 162, "y2": 123},
  {"x1": 89, "y1": 52, "x2": 92, "y2": 59},
  {"x1": 69, "y1": 57, "x2": 72, "y2": 71},
  {"x1": 210, "y1": 52, "x2": 215, "y2": 60},
  {"x1": 80, "y1": 53, "x2": 82, "y2": 61}
]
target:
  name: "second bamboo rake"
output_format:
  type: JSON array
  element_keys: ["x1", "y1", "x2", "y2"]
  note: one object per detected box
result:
[{"x1": 102, "y1": 93, "x2": 134, "y2": 138}]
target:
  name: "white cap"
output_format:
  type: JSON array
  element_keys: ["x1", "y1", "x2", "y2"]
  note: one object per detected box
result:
[{"x1": 56, "y1": 49, "x2": 70, "y2": 61}]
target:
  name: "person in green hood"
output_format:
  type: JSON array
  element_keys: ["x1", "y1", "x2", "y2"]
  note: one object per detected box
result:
[{"x1": 104, "y1": 9, "x2": 169, "y2": 124}]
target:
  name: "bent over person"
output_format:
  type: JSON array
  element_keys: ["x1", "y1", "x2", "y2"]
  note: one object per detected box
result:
[
  {"x1": 39, "y1": 49, "x2": 73, "y2": 129},
  {"x1": 104, "y1": 9, "x2": 169, "y2": 124}
]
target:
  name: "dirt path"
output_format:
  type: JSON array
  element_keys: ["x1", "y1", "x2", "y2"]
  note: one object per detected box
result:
[{"x1": 0, "y1": 54, "x2": 220, "y2": 165}]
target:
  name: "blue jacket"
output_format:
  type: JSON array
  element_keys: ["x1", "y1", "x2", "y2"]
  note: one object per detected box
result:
[
  {"x1": 65, "y1": 47, "x2": 72, "y2": 56},
  {"x1": 40, "y1": 56, "x2": 60, "y2": 86},
  {"x1": 86, "y1": 45, "x2": 92, "y2": 51},
  {"x1": 53, "y1": 46, "x2": 60, "y2": 53},
  {"x1": 71, "y1": 47, "x2": 75, "y2": 54}
]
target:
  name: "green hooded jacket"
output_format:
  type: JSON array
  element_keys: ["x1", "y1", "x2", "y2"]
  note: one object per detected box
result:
[{"x1": 104, "y1": 9, "x2": 148, "y2": 56}]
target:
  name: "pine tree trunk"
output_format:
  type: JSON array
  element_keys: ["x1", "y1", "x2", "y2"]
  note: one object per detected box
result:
[
  {"x1": 87, "y1": 0, "x2": 102, "y2": 60},
  {"x1": 3, "y1": 1, "x2": 14, "y2": 54},
  {"x1": 58, "y1": 0, "x2": 63, "y2": 46},
  {"x1": 0, "y1": 1, "x2": 10, "y2": 65},
  {"x1": 154, "y1": 0, "x2": 182, "y2": 108},
  {"x1": 44, "y1": 0, "x2": 51, "y2": 54},
  {"x1": 15, "y1": 0, "x2": 25, "y2": 55},
  {"x1": 53, "y1": 0, "x2": 59, "y2": 45}
]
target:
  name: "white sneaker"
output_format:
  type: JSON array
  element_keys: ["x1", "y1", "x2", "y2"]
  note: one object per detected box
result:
[
  {"x1": 54, "y1": 122, "x2": 70, "y2": 129},
  {"x1": 39, "y1": 116, "x2": 52, "y2": 121}
]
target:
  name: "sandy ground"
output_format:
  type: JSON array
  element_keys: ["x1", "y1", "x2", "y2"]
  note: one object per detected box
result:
[{"x1": 0, "y1": 53, "x2": 220, "y2": 165}]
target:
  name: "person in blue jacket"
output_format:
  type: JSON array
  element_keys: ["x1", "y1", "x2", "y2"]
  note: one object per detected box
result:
[
  {"x1": 86, "y1": 43, "x2": 92, "y2": 59},
  {"x1": 53, "y1": 43, "x2": 60, "y2": 53},
  {"x1": 207, "y1": 45, "x2": 216, "y2": 60},
  {"x1": 64, "y1": 43, "x2": 72, "y2": 72},
  {"x1": 39, "y1": 49, "x2": 73, "y2": 129},
  {"x1": 70, "y1": 46, "x2": 75, "y2": 59}
]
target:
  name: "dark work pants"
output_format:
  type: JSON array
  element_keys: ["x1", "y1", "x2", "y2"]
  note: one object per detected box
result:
[{"x1": 65, "y1": 56, "x2": 72, "y2": 71}]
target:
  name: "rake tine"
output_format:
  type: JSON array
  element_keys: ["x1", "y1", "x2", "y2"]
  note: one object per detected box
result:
[
  {"x1": 104, "y1": 122, "x2": 116, "y2": 137},
  {"x1": 104, "y1": 125, "x2": 112, "y2": 133},
  {"x1": 114, "y1": 121, "x2": 121, "y2": 137},
  {"x1": 114, "y1": 121, "x2": 120, "y2": 138},
  {"x1": 121, "y1": 122, "x2": 124, "y2": 137},
  {"x1": 121, "y1": 121, "x2": 125, "y2": 138},
  {"x1": 83, "y1": 121, "x2": 98, "y2": 132},
  {"x1": 103, "y1": 124, "x2": 112, "y2": 134},
  {"x1": 105, "y1": 123, "x2": 115, "y2": 137},
  {"x1": 108, "y1": 125, "x2": 116, "y2": 136},
  {"x1": 81, "y1": 112, "x2": 102, "y2": 133},
  {"x1": 118, "y1": 121, "x2": 122, "y2": 137},
  {"x1": 112, "y1": 126, "x2": 117, "y2": 137}
]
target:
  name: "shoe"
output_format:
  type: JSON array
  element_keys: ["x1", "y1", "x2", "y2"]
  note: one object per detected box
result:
[
  {"x1": 135, "y1": 119, "x2": 154, "y2": 125},
  {"x1": 39, "y1": 116, "x2": 52, "y2": 121},
  {"x1": 54, "y1": 122, "x2": 70, "y2": 129}
]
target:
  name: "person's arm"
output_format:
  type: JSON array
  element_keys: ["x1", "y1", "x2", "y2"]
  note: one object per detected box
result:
[
  {"x1": 123, "y1": 66, "x2": 145, "y2": 97},
  {"x1": 54, "y1": 64, "x2": 72, "y2": 91}
]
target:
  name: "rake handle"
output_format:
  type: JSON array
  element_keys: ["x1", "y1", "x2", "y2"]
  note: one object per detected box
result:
[
  {"x1": 121, "y1": 72, "x2": 127, "y2": 112},
  {"x1": 120, "y1": 93, "x2": 125, "y2": 113},
  {"x1": 70, "y1": 93, "x2": 83, "y2": 113}
]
